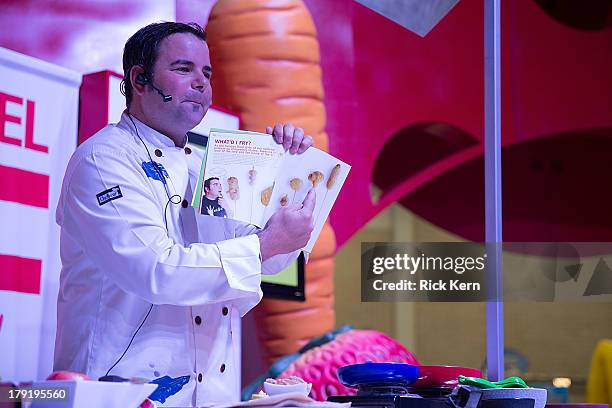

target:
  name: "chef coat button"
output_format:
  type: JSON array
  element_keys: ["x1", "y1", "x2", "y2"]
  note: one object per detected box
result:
[
  {"x1": 184, "y1": 147, "x2": 192, "y2": 155},
  {"x1": 181, "y1": 199, "x2": 189, "y2": 208},
  {"x1": 194, "y1": 315, "x2": 202, "y2": 325},
  {"x1": 154, "y1": 149, "x2": 162, "y2": 157},
  {"x1": 222, "y1": 306, "x2": 229, "y2": 316},
  {"x1": 197, "y1": 373, "x2": 203, "y2": 382},
  {"x1": 220, "y1": 364, "x2": 226, "y2": 373}
]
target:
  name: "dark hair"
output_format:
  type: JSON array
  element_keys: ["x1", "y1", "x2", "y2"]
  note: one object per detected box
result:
[
  {"x1": 121, "y1": 22, "x2": 207, "y2": 108},
  {"x1": 204, "y1": 177, "x2": 219, "y2": 191}
]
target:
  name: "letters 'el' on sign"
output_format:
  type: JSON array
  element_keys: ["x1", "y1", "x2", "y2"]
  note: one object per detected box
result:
[{"x1": 0, "y1": 90, "x2": 49, "y2": 294}]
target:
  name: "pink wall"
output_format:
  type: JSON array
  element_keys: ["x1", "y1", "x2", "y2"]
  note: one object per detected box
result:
[
  {"x1": 0, "y1": 0, "x2": 175, "y2": 75},
  {"x1": 3, "y1": 0, "x2": 611, "y2": 244},
  {"x1": 302, "y1": 0, "x2": 612, "y2": 244}
]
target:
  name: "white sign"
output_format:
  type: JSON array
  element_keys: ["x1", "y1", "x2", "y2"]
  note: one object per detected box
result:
[{"x1": 0, "y1": 47, "x2": 81, "y2": 382}]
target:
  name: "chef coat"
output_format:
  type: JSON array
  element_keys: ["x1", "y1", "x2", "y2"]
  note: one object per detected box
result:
[{"x1": 54, "y1": 112, "x2": 294, "y2": 407}]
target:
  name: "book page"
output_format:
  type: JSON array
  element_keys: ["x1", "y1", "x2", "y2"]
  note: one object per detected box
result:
[
  {"x1": 266, "y1": 148, "x2": 350, "y2": 252},
  {"x1": 193, "y1": 129, "x2": 285, "y2": 227}
]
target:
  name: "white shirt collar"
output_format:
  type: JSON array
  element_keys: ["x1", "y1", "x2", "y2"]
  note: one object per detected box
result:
[{"x1": 119, "y1": 110, "x2": 186, "y2": 148}]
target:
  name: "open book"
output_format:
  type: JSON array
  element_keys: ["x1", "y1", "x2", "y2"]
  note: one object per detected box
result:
[{"x1": 192, "y1": 128, "x2": 350, "y2": 253}]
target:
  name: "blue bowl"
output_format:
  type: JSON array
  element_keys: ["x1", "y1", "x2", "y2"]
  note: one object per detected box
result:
[{"x1": 337, "y1": 363, "x2": 420, "y2": 388}]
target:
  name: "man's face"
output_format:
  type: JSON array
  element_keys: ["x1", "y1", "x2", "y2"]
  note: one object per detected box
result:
[
  {"x1": 142, "y1": 32, "x2": 212, "y2": 138},
  {"x1": 205, "y1": 179, "x2": 222, "y2": 199}
]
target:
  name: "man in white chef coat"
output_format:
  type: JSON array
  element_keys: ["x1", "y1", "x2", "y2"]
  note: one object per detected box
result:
[{"x1": 53, "y1": 22, "x2": 315, "y2": 407}]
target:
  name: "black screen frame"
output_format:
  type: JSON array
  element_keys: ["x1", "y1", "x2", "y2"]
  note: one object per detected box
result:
[{"x1": 261, "y1": 252, "x2": 306, "y2": 301}]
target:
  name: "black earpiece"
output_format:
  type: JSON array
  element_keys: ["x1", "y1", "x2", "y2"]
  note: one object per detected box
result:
[{"x1": 135, "y1": 73, "x2": 149, "y2": 85}]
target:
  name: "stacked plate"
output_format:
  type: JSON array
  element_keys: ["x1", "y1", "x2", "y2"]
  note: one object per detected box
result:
[{"x1": 337, "y1": 362, "x2": 482, "y2": 398}]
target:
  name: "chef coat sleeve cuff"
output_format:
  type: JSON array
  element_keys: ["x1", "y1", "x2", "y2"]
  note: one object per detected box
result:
[
  {"x1": 231, "y1": 222, "x2": 299, "y2": 274},
  {"x1": 215, "y1": 234, "x2": 262, "y2": 294}
]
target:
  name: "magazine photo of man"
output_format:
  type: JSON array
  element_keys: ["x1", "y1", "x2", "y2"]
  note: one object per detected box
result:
[{"x1": 201, "y1": 176, "x2": 232, "y2": 218}]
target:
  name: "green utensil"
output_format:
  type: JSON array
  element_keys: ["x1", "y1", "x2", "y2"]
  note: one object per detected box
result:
[{"x1": 458, "y1": 375, "x2": 529, "y2": 389}]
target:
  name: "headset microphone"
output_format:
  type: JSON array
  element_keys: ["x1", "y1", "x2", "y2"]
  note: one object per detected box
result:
[
  {"x1": 136, "y1": 73, "x2": 172, "y2": 102},
  {"x1": 150, "y1": 83, "x2": 172, "y2": 102}
]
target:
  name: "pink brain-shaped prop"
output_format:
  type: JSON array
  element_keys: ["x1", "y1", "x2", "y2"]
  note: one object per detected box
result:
[{"x1": 280, "y1": 330, "x2": 419, "y2": 401}]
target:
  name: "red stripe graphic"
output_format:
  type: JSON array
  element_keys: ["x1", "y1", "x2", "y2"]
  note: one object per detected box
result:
[
  {"x1": 0, "y1": 254, "x2": 42, "y2": 294},
  {"x1": 0, "y1": 165, "x2": 49, "y2": 208}
]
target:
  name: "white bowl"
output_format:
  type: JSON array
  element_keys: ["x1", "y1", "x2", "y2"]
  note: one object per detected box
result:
[{"x1": 263, "y1": 381, "x2": 312, "y2": 397}]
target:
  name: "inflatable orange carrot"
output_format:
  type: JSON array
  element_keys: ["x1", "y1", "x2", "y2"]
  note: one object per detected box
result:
[{"x1": 207, "y1": 0, "x2": 336, "y2": 365}]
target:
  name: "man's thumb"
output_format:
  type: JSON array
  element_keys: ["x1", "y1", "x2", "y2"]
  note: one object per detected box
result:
[{"x1": 301, "y1": 188, "x2": 316, "y2": 213}]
